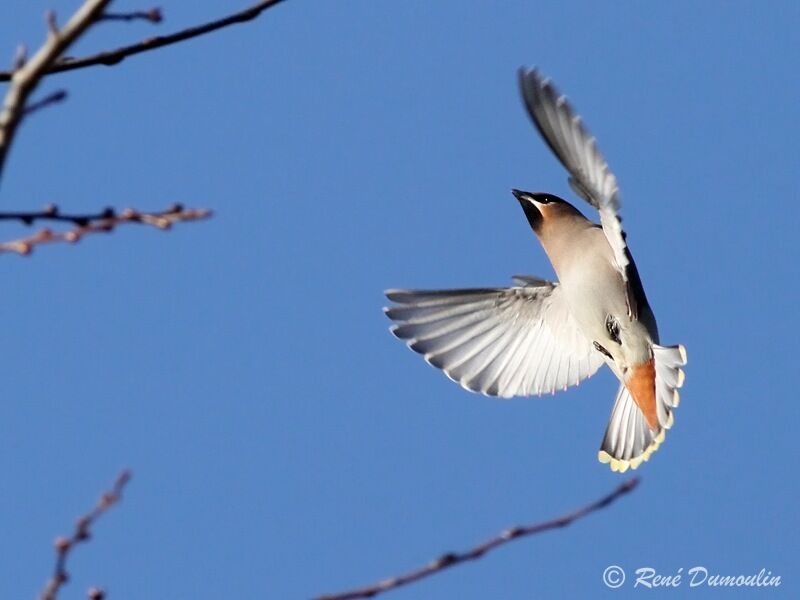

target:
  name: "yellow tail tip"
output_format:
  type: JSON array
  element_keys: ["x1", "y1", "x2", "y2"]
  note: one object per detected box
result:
[{"x1": 598, "y1": 428, "x2": 667, "y2": 472}]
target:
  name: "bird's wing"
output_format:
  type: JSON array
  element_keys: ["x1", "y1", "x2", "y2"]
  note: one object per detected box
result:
[
  {"x1": 518, "y1": 67, "x2": 638, "y2": 319},
  {"x1": 384, "y1": 277, "x2": 605, "y2": 398},
  {"x1": 598, "y1": 344, "x2": 686, "y2": 472}
]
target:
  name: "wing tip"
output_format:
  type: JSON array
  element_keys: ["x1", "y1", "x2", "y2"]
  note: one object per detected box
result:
[
  {"x1": 384, "y1": 288, "x2": 408, "y2": 302},
  {"x1": 517, "y1": 66, "x2": 550, "y2": 112},
  {"x1": 517, "y1": 65, "x2": 539, "y2": 81}
]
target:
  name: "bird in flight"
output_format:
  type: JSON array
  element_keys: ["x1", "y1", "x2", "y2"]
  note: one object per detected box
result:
[{"x1": 384, "y1": 67, "x2": 686, "y2": 472}]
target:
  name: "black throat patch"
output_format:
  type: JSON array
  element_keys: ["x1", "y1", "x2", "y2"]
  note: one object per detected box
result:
[{"x1": 518, "y1": 200, "x2": 543, "y2": 232}]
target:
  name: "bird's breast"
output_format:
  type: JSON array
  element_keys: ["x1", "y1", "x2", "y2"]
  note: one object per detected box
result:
[{"x1": 556, "y1": 247, "x2": 628, "y2": 335}]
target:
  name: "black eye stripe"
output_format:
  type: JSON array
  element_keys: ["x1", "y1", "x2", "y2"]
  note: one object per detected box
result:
[{"x1": 512, "y1": 191, "x2": 566, "y2": 205}]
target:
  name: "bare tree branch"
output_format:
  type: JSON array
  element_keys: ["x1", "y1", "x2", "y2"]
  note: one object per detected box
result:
[
  {"x1": 315, "y1": 478, "x2": 640, "y2": 600},
  {"x1": 0, "y1": 0, "x2": 288, "y2": 82},
  {"x1": 0, "y1": 203, "x2": 212, "y2": 255},
  {"x1": 0, "y1": 0, "x2": 111, "y2": 180},
  {"x1": 39, "y1": 469, "x2": 132, "y2": 600}
]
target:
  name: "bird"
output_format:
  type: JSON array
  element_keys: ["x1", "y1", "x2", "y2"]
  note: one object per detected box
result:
[{"x1": 384, "y1": 67, "x2": 686, "y2": 472}]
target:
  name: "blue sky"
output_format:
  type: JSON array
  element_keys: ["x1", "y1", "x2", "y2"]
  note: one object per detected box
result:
[{"x1": 1, "y1": 1, "x2": 798, "y2": 598}]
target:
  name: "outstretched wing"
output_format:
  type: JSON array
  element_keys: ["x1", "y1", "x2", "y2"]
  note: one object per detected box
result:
[
  {"x1": 384, "y1": 277, "x2": 605, "y2": 398},
  {"x1": 518, "y1": 67, "x2": 637, "y2": 319}
]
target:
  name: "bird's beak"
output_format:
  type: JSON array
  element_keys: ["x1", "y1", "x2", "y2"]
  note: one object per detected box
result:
[{"x1": 511, "y1": 188, "x2": 528, "y2": 203}]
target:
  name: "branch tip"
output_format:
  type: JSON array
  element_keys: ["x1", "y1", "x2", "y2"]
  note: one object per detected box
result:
[
  {"x1": 24, "y1": 89, "x2": 69, "y2": 116},
  {"x1": 87, "y1": 587, "x2": 106, "y2": 600},
  {"x1": 46, "y1": 11, "x2": 59, "y2": 35},
  {"x1": 1, "y1": 204, "x2": 211, "y2": 256},
  {"x1": 102, "y1": 8, "x2": 164, "y2": 24},
  {"x1": 39, "y1": 469, "x2": 132, "y2": 600},
  {"x1": 13, "y1": 45, "x2": 28, "y2": 70}
]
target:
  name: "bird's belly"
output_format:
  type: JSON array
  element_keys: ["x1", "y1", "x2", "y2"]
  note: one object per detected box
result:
[{"x1": 558, "y1": 257, "x2": 628, "y2": 343}]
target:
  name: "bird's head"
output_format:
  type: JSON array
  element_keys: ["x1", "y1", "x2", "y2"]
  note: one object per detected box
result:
[{"x1": 511, "y1": 189, "x2": 571, "y2": 232}]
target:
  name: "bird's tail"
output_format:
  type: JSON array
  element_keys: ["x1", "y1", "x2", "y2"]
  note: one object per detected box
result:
[{"x1": 598, "y1": 344, "x2": 686, "y2": 472}]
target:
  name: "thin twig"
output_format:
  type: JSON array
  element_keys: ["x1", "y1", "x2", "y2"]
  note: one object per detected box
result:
[
  {"x1": 39, "y1": 469, "x2": 132, "y2": 600},
  {"x1": 0, "y1": 0, "x2": 288, "y2": 82},
  {"x1": 0, "y1": 0, "x2": 112, "y2": 180},
  {"x1": 2, "y1": 203, "x2": 122, "y2": 225},
  {"x1": 0, "y1": 203, "x2": 212, "y2": 255},
  {"x1": 22, "y1": 89, "x2": 68, "y2": 116},
  {"x1": 101, "y1": 8, "x2": 163, "y2": 24},
  {"x1": 315, "y1": 478, "x2": 640, "y2": 600}
]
